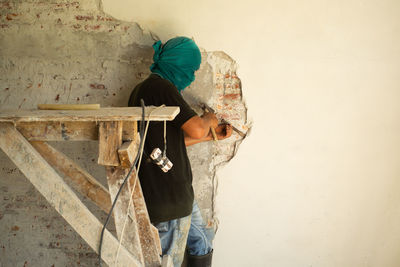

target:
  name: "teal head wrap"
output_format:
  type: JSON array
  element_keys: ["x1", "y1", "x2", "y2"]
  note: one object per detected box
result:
[{"x1": 150, "y1": 37, "x2": 201, "y2": 92}]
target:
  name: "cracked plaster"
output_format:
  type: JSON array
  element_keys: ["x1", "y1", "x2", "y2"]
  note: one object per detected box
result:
[{"x1": 0, "y1": 0, "x2": 250, "y2": 265}]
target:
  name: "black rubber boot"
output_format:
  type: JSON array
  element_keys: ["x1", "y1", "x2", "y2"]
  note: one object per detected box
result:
[{"x1": 186, "y1": 250, "x2": 213, "y2": 267}]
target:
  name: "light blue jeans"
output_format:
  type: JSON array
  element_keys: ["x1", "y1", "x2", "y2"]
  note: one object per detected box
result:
[
  {"x1": 187, "y1": 201, "x2": 214, "y2": 256},
  {"x1": 155, "y1": 214, "x2": 191, "y2": 267},
  {"x1": 154, "y1": 202, "x2": 214, "y2": 266}
]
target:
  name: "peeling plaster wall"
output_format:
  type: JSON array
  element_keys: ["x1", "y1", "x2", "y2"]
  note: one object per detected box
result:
[
  {"x1": 184, "y1": 52, "x2": 250, "y2": 227},
  {"x1": 102, "y1": 1, "x2": 400, "y2": 267},
  {"x1": 0, "y1": 0, "x2": 155, "y2": 110},
  {"x1": 0, "y1": 1, "x2": 248, "y2": 266}
]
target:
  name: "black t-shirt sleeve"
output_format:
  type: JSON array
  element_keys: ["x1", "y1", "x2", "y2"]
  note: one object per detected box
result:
[
  {"x1": 128, "y1": 75, "x2": 197, "y2": 129},
  {"x1": 158, "y1": 82, "x2": 197, "y2": 129}
]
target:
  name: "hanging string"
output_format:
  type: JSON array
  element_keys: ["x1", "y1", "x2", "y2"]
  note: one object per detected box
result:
[{"x1": 163, "y1": 120, "x2": 167, "y2": 157}]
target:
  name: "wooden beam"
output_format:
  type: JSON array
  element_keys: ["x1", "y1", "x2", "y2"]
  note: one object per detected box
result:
[
  {"x1": 106, "y1": 167, "x2": 162, "y2": 267},
  {"x1": 31, "y1": 140, "x2": 162, "y2": 261},
  {"x1": 17, "y1": 121, "x2": 98, "y2": 141},
  {"x1": 122, "y1": 121, "x2": 138, "y2": 142},
  {"x1": 0, "y1": 123, "x2": 141, "y2": 266},
  {"x1": 30, "y1": 141, "x2": 112, "y2": 214},
  {"x1": 0, "y1": 106, "x2": 180, "y2": 122},
  {"x1": 98, "y1": 121, "x2": 123, "y2": 166},
  {"x1": 38, "y1": 104, "x2": 100, "y2": 110},
  {"x1": 32, "y1": 140, "x2": 161, "y2": 263},
  {"x1": 161, "y1": 255, "x2": 174, "y2": 267},
  {"x1": 15, "y1": 121, "x2": 136, "y2": 141},
  {"x1": 118, "y1": 139, "x2": 140, "y2": 168},
  {"x1": 151, "y1": 224, "x2": 162, "y2": 256},
  {"x1": 106, "y1": 167, "x2": 145, "y2": 266},
  {"x1": 129, "y1": 173, "x2": 163, "y2": 265}
]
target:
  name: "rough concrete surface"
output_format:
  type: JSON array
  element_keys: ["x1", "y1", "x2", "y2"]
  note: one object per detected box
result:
[{"x1": 0, "y1": 0, "x2": 250, "y2": 266}]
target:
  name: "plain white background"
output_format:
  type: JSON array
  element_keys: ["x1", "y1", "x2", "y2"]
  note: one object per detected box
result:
[{"x1": 103, "y1": 1, "x2": 400, "y2": 266}]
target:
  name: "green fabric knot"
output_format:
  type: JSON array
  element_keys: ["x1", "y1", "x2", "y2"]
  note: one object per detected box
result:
[{"x1": 150, "y1": 37, "x2": 201, "y2": 92}]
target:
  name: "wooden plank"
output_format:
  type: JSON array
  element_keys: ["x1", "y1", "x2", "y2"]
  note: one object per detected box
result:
[
  {"x1": 32, "y1": 140, "x2": 161, "y2": 264},
  {"x1": 98, "y1": 121, "x2": 123, "y2": 166},
  {"x1": 0, "y1": 106, "x2": 180, "y2": 122},
  {"x1": 118, "y1": 139, "x2": 140, "y2": 168},
  {"x1": 0, "y1": 123, "x2": 141, "y2": 267},
  {"x1": 151, "y1": 224, "x2": 162, "y2": 256},
  {"x1": 15, "y1": 121, "x2": 136, "y2": 141},
  {"x1": 31, "y1": 141, "x2": 162, "y2": 262},
  {"x1": 122, "y1": 121, "x2": 138, "y2": 141},
  {"x1": 161, "y1": 255, "x2": 174, "y2": 267},
  {"x1": 30, "y1": 141, "x2": 112, "y2": 214},
  {"x1": 106, "y1": 167, "x2": 145, "y2": 266},
  {"x1": 38, "y1": 104, "x2": 100, "y2": 110},
  {"x1": 129, "y1": 173, "x2": 163, "y2": 265},
  {"x1": 17, "y1": 121, "x2": 98, "y2": 141}
]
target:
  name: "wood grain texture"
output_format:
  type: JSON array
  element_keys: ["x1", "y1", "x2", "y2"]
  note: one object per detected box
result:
[
  {"x1": 161, "y1": 255, "x2": 174, "y2": 267},
  {"x1": 129, "y1": 173, "x2": 162, "y2": 265},
  {"x1": 106, "y1": 166, "x2": 145, "y2": 266},
  {"x1": 38, "y1": 104, "x2": 100, "y2": 110},
  {"x1": 30, "y1": 141, "x2": 112, "y2": 214},
  {"x1": 118, "y1": 139, "x2": 140, "y2": 168},
  {"x1": 0, "y1": 123, "x2": 141, "y2": 267},
  {"x1": 98, "y1": 121, "x2": 123, "y2": 166},
  {"x1": 0, "y1": 107, "x2": 180, "y2": 122},
  {"x1": 16, "y1": 121, "x2": 136, "y2": 141}
]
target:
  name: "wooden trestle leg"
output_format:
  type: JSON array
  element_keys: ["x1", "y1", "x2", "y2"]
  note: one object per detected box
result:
[
  {"x1": 0, "y1": 122, "x2": 141, "y2": 266},
  {"x1": 0, "y1": 106, "x2": 181, "y2": 267},
  {"x1": 99, "y1": 121, "x2": 162, "y2": 267}
]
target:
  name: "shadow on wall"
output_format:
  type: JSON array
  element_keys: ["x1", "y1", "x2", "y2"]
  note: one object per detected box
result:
[{"x1": 0, "y1": 0, "x2": 250, "y2": 266}]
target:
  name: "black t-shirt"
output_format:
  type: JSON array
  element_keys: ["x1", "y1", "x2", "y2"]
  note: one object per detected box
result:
[{"x1": 128, "y1": 74, "x2": 197, "y2": 223}]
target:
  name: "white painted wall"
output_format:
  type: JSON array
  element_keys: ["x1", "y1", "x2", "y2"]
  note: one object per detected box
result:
[{"x1": 102, "y1": 1, "x2": 400, "y2": 266}]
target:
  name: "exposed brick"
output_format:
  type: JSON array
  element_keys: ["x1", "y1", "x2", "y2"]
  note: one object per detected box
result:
[
  {"x1": 0, "y1": 4, "x2": 249, "y2": 267},
  {"x1": 75, "y1": 15, "x2": 93, "y2": 21},
  {"x1": 54, "y1": 2, "x2": 79, "y2": 9},
  {"x1": 0, "y1": 2, "x2": 11, "y2": 9},
  {"x1": 84, "y1": 24, "x2": 100, "y2": 31},
  {"x1": 89, "y1": 83, "x2": 106, "y2": 90},
  {"x1": 220, "y1": 114, "x2": 241, "y2": 121},
  {"x1": 97, "y1": 15, "x2": 113, "y2": 22}
]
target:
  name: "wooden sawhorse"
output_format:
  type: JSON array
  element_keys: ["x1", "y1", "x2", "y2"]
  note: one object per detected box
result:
[{"x1": 0, "y1": 107, "x2": 179, "y2": 267}]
